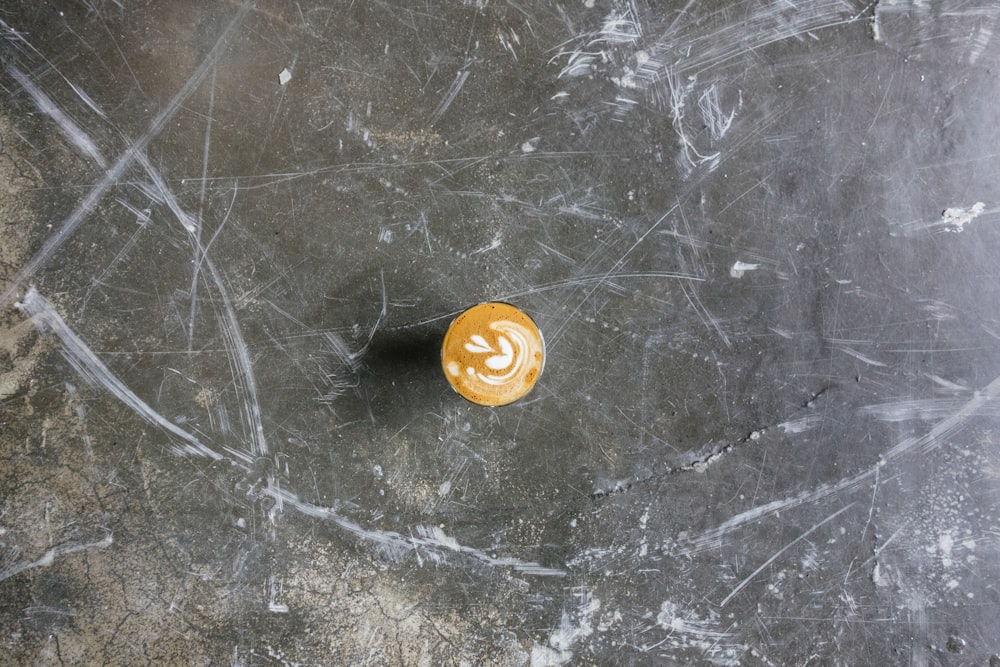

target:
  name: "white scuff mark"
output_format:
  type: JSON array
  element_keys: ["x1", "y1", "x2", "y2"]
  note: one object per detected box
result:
[
  {"x1": 404, "y1": 211, "x2": 434, "y2": 252},
  {"x1": 278, "y1": 67, "x2": 292, "y2": 86},
  {"x1": 801, "y1": 545, "x2": 820, "y2": 571},
  {"x1": 836, "y1": 345, "x2": 887, "y2": 368},
  {"x1": 15, "y1": 289, "x2": 222, "y2": 460},
  {"x1": 924, "y1": 373, "x2": 968, "y2": 393},
  {"x1": 67, "y1": 80, "x2": 107, "y2": 119},
  {"x1": 941, "y1": 201, "x2": 985, "y2": 232},
  {"x1": 642, "y1": 601, "x2": 745, "y2": 664},
  {"x1": 872, "y1": 562, "x2": 886, "y2": 586},
  {"x1": 777, "y1": 415, "x2": 822, "y2": 434},
  {"x1": 895, "y1": 202, "x2": 992, "y2": 236},
  {"x1": 263, "y1": 645, "x2": 303, "y2": 667},
  {"x1": 566, "y1": 546, "x2": 615, "y2": 569},
  {"x1": 551, "y1": 1, "x2": 642, "y2": 84},
  {"x1": 348, "y1": 272, "x2": 388, "y2": 365},
  {"x1": 345, "y1": 110, "x2": 377, "y2": 149},
  {"x1": 625, "y1": 0, "x2": 856, "y2": 113},
  {"x1": 678, "y1": 278, "x2": 731, "y2": 347},
  {"x1": 521, "y1": 136, "x2": 540, "y2": 153},
  {"x1": 270, "y1": 487, "x2": 565, "y2": 577},
  {"x1": 552, "y1": 49, "x2": 601, "y2": 79},
  {"x1": 0, "y1": 534, "x2": 113, "y2": 583},
  {"x1": 214, "y1": 403, "x2": 231, "y2": 434},
  {"x1": 531, "y1": 587, "x2": 599, "y2": 666},
  {"x1": 638, "y1": 508, "x2": 650, "y2": 557},
  {"x1": 430, "y1": 65, "x2": 471, "y2": 126},
  {"x1": 665, "y1": 70, "x2": 720, "y2": 177},
  {"x1": 204, "y1": 256, "x2": 269, "y2": 457},
  {"x1": 907, "y1": 592, "x2": 931, "y2": 667},
  {"x1": 872, "y1": 1, "x2": 1000, "y2": 65},
  {"x1": 698, "y1": 84, "x2": 740, "y2": 143},
  {"x1": 882, "y1": 372, "x2": 1000, "y2": 459},
  {"x1": 117, "y1": 199, "x2": 152, "y2": 226},
  {"x1": 729, "y1": 261, "x2": 760, "y2": 278},
  {"x1": 65, "y1": 382, "x2": 95, "y2": 460},
  {"x1": 470, "y1": 232, "x2": 502, "y2": 255},
  {"x1": 268, "y1": 575, "x2": 289, "y2": 613},
  {"x1": 322, "y1": 330, "x2": 364, "y2": 377},
  {"x1": 611, "y1": 95, "x2": 639, "y2": 117},
  {"x1": 498, "y1": 28, "x2": 520, "y2": 61},
  {"x1": 586, "y1": 0, "x2": 859, "y2": 128},
  {"x1": 596, "y1": 608, "x2": 622, "y2": 633},
  {"x1": 530, "y1": 643, "x2": 569, "y2": 667},
  {"x1": 598, "y1": 4, "x2": 642, "y2": 45},
  {"x1": 921, "y1": 300, "x2": 957, "y2": 322},
  {"x1": 9, "y1": 65, "x2": 107, "y2": 169},
  {"x1": 871, "y1": 12, "x2": 883, "y2": 42},
  {"x1": 0, "y1": 22, "x2": 109, "y2": 120},
  {"x1": 135, "y1": 152, "x2": 198, "y2": 231},
  {"x1": 858, "y1": 397, "x2": 1000, "y2": 423},
  {"x1": 968, "y1": 23, "x2": 994, "y2": 64},
  {"x1": 611, "y1": 69, "x2": 640, "y2": 90},
  {"x1": 938, "y1": 531, "x2": 954, "y2": 568}
]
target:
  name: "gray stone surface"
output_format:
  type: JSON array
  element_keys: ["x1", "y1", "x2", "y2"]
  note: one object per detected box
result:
[{"x1": 2, "y1": 1, "x2": 999, "y2": 664}]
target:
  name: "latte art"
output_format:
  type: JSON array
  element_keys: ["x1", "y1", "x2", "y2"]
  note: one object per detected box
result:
[{"x1": 442, "y1": 303, "x2": 545, "y2": 406}]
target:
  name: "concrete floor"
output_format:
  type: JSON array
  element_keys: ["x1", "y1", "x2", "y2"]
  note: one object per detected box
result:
[{"x1": 2, "y1": 1, "x2": 1000, "y2": 664}]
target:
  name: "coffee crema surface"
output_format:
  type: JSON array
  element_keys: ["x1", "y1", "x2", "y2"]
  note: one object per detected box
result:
[{"x1": 441, "y1": 302, "x2": 545, "y2": 406}]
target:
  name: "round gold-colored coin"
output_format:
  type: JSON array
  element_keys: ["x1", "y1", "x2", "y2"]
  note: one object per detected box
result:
[{"x1": 441, "y1": 302, "x2": 545, "y2": 406}]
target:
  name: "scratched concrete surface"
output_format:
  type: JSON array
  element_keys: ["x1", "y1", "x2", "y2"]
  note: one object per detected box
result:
[{"x1": 1, "y1": 1, "x2": 999, "y2": 665}]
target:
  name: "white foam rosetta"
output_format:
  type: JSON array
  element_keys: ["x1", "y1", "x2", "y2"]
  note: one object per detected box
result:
[{"x1": 459, "y1": 321, "x2": 533, "y2": 385}]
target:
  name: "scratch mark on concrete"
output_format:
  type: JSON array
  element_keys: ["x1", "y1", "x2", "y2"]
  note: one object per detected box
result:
[
  {"x1": 188, "y1": 64, "x2": 219, "y2": 350},
  {"x1": 719, "y1": 503, "x2": 855, "y2": 607},
  {"x1": 547, "y1": 206, "x2": 678, "y2": 348},
  {"x1": 836, "y1": 344, "x2": 887, "y2": 367},
  {"x1": 777, "y1": 415, "x2": 822, "y2": 434},
  {"x1": 882, "y1": 374, "x2": 1000, "y2": 459},
  {"x1": 430, "y1": 64, "x2": 471, "y2": 126},
  {"x1": 688, "y1": 373, "x2": 1000, "y2": 552},
  {"x1": 134, "y1": 153, "x2": 269, "y2": 458},
  {"x1": 0, "y1": 534, "x2": 113, "y2": 583},
  {"x1": 267, "y1": 487, "x2": 566, "y2": 577},
  {"x1": 8, "y1": 64, "x2": 106, "y2": 168},
  {"x1": 0, "y1": 0, "x2": 255, "y2": 307},
  {"x1": 15, "y1": 288, "x2": 223, "y2": 460}
]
